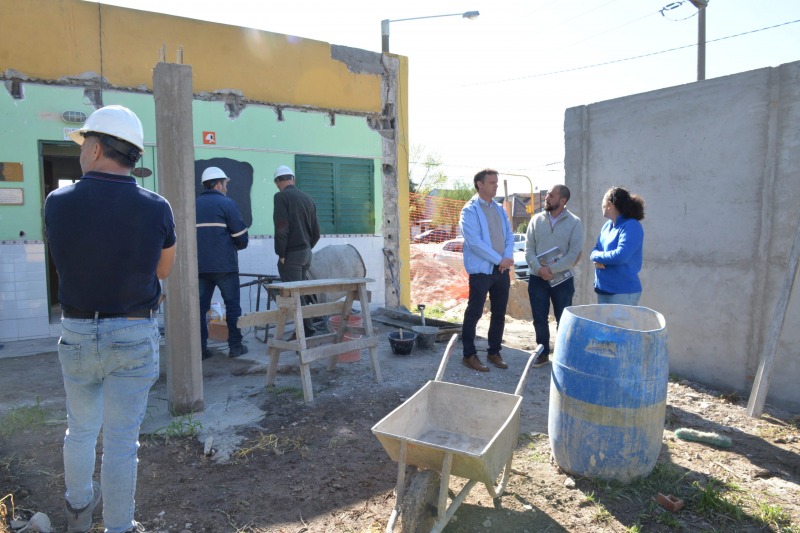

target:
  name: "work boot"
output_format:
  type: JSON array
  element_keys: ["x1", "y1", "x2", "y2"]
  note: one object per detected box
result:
[
  {"x1": 65, "y1": 481, "x2": 101, "y2": 533},
  {"x1": 462, "y1": 355, "x2": 489, "y2": 372},
  {"x1": 229, "y1": 344, "x2": 248, "y2": 358}
]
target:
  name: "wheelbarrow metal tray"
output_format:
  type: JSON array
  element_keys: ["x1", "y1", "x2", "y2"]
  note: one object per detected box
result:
[{"x1": 372, "y1": 380, "x2": 522, "y2": 486}]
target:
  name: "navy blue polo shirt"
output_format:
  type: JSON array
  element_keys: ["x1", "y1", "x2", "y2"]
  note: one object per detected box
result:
[
  {"x1": 196, "y1": 189, "x2": 248, "y2": 273},
  {"x1": 44, "y1": 171, "x2": 176, "y2": 314}
]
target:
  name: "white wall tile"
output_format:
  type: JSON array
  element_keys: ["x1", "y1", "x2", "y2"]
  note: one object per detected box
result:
[
  {"x1": 17, "y1": 317, "x2": 50, "y2": 338},
  {"x1": 0, "y1": 319, "x2": 19, "y2": 341}
]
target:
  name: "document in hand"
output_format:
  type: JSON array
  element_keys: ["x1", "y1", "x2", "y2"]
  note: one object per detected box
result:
[{"x1": 536, "y1": 246, "x2": 573, "y2": 287}]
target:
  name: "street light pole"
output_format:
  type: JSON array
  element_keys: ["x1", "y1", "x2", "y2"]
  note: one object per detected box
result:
[
  {"x1": 381, "y1": 11, "x2": 480, "y2": 53},
  {"x1": 689, "y1": 0, "x2": 708, "y2": 81},
  {"x1": 501, "y1": 173, "x2": 536, "y2": 215}
]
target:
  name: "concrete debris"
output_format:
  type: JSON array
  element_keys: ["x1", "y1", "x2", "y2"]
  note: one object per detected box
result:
[
  {"x1": 564, "y1": 477, "x2": 576, "y2": 489},
  {"x1": 203, "y1": 436, "x2": 214, "y2": 456},
  {"x1": 15, "y1": 511, "x2": 53, "y2": 532}
]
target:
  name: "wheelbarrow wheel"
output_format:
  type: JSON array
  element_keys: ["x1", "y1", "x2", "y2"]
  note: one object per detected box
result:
[{"x1": 400, "y1": 469, "x2": 440, "y2": 533}]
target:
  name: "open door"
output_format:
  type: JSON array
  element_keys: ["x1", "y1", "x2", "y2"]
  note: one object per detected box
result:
[{"x1": 40, "y1": 142, "x2": 82, "y2": 323}]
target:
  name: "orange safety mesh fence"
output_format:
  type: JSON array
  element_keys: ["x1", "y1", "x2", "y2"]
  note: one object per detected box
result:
[{"x1": 409, "y1": 192, "x2": 470, "y2": 307}]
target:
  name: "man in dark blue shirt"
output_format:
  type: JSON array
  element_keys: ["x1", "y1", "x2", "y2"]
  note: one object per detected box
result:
[
  {"x1": 196, "y1": 166, "x2": 249, "y2": 359},
  {"x1": 45, "y1": 105, "x2": 176, "y2": 533}
]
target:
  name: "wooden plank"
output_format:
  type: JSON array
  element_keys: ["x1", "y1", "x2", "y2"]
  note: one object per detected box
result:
[
  {"x1": 238, "y1": 309, "x2": 282, "y2": 328},
  {"x1": 372, "y1": 314, "x2": 460, "y2": 341},
  {"x1": 376, "y1": 307, "x2": 462, "y2": 329},
  {"x1": 299, "y1": 336, "x2": 378, "y2": 365},
  {"x1": 747, "y1": 216, "x2": 800, "y2": 417},
  {"x1": 238, "y1": 301, "x2": 348, "y2": 328},
  {"x1": 270, "y1": 278, "x2": 374, "y2": 297}
]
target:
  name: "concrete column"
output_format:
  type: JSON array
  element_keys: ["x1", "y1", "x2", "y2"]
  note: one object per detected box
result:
[{"x1": 153, "y1": 62, "x2": 204, "y2": 415}]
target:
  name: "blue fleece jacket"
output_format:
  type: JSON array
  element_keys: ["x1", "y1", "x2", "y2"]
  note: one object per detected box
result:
[
  {"x1": 590, "y1": 216, "x2": 644, "y2": 294},
  {"x1": 459, "y1": 195, "x2": 514, "y2": 275}
]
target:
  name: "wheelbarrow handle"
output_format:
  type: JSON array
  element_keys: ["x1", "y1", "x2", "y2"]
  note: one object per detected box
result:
[
  {"x1": 515, "y1": 344, "x2": 544, "y2": 396},
  {"x1": 434, "y1": 333, "x2": 460, "y2": 382}
]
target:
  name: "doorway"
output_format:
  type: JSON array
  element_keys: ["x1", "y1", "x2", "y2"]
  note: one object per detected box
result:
[{"x1": 40, "y1": 142, "x2": 82, "y2": 323}]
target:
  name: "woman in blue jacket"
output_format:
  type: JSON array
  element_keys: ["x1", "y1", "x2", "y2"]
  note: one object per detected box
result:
[{"x1": 590, "y1": 187, "x2": 646, "y2": 305}]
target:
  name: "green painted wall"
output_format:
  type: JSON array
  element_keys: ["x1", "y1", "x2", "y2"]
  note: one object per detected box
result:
[{"x1": 0, "y1": 84, "x2": 382, "y2": 240}]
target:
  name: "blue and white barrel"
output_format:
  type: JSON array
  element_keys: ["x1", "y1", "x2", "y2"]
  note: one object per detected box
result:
[{"x1": 548, "y1": 304, "x2": 668, "y2": 483}]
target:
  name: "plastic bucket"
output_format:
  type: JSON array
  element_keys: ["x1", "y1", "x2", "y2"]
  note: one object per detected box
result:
[
  {"x1": 327, "y1": 315, "x2": 363, "y2": 363},
  {"x1": 548, "y1": 304, "x2": 668, "y2": 483},
  {"x1": 327, "y1": 314, "x2": 363, "y2": 333}
]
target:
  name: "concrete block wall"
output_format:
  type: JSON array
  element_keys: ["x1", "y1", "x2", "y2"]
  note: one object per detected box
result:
[{"x1": 565, "y1": 60, "x2": 800, "y2": 412}]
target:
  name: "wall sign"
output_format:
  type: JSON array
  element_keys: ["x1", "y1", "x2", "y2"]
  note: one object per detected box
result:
[
  {"x1": 0, "y1": 162, "x2": 23, "y2": 182},
  {"x1": 0, "y1": 188, "x2": 24, "y2": 205},
  {"x1": 203, "y1": 131, "x2": 216, "y2": 144}
]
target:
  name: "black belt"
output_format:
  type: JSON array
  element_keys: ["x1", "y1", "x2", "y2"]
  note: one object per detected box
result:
[{"x1": 62, "y1": 307, "x2": 155, "y2": 320}]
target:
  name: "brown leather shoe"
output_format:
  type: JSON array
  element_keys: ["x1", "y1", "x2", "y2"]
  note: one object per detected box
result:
[
  {"x1": 462, "y1": 355, "x2": 489, "y2": 372},
  {"x1": 487, "y1": 353, "x2": 508, "y2": 369}
]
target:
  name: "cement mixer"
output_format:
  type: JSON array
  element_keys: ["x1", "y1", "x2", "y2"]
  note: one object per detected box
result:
[{"x1": 307, "y1": 244, "x2": 367, "y2": 303}]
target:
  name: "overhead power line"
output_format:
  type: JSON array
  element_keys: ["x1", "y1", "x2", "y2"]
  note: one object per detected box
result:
[{"x1": 464, "y1": 19, "x2": 800, "y2": 87}]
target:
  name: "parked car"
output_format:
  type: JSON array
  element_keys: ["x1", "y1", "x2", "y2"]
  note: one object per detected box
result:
[
  {"x1": 412, "y1": 228, "x2": 453, "y2": 244},
  {"x1": 434, "y1": 238, "x2": 465, "y2": 272},
  {"x1": 513, "y1": 233, "x2": 526, "y2": 252},
  {"x1": 434, "y1": 237, "x2": 529, "y2": 280}
]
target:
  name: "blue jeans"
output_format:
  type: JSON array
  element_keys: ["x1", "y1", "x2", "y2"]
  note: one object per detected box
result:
[
  {"x1": 597, "y1": 292, "x2": 641, "y2": 305},
  {"x1": 528, "y1": 276, "x2": 575, "y2": 357},
  {"x1": 462, "y1": 267, "x2": 510, "y2": 358},
  {"x1": 58, "y1": 317, "x2": 159, "y2": 533},
  {"x1": 199, "y1": 272, "x2": 243, "y2": 350}
]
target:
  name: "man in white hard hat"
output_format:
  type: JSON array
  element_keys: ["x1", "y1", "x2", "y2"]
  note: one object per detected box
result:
[
  {"x1": 45, "y1": 105, "x2": 177, "y2": 533},
  {"x1": 196, "y1": 166, "x2": 249, "y2": 359},
  {"x1": 273, "y1": 165, "x2": 320, "y2": 338}
]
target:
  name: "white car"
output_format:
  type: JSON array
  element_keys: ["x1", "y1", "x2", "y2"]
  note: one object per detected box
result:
[{"x1": 435, "y1": 238, "x2": 529, "y2": 280}]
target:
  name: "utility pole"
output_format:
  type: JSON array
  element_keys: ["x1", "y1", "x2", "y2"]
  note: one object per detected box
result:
[{"x1": 689, "y1": 0, "x2": 708, "y2": 81}]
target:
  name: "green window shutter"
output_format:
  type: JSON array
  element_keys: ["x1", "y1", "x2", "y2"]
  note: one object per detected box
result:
[
  {"x1": 295, "y1": 157, "x2": 336, "y2": 234},
  {"x1": 295, "y1": 155, "x2": 374, "y2": 235}
]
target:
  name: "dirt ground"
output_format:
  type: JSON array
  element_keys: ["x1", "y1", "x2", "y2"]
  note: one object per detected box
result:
[
  {"x1": 2, "y1": 310, "x2": 799, "y2": 533},
  {"x1": 1, "y1": 266, "x2": 800, "y2": 532}
]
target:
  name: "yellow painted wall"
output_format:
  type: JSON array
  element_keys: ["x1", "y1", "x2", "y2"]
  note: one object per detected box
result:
[
  {"x1": 396, "y1": 55, "x2": 412, "y2": 308},
  {"x1": 1, "y1": 0, "x2": 382, "y2": 113}
]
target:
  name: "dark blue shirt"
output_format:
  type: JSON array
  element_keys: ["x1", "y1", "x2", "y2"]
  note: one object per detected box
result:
[
  {"x1": 44, "y1": 171, "x2": 176, "y2": 313},
  {"x1": 196, "y1": 189, "x2": 248, "y2": 273}
]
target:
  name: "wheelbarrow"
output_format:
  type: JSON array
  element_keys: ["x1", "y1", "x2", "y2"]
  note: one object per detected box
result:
[{"x1": 372, "y1": 334, "x2": 544, "y2": 532}]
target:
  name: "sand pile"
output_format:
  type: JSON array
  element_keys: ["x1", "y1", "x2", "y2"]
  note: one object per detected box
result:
[{"x1": 409, "y1": 249, "x2": 531, "y2": 321}]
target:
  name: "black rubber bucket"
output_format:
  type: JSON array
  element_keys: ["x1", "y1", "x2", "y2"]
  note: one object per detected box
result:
[{"x1": 388, "y1": 331, "x2": 416, "y2": 355}]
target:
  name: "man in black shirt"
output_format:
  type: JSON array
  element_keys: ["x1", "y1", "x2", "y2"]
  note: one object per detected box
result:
[{"x1": 272, "y1": 165, "x2": 320, "y2": 337}]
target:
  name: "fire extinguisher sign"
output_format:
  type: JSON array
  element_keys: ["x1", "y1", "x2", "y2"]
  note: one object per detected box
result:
[{"x1": 202, "y1": 131, "x2": 216, "y2": 145}]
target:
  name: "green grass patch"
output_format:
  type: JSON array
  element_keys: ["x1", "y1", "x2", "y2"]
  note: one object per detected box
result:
[
  {"x1": 153, "y1": 413, "x2": 203, "y2": 440},
  {"x1": 268, "y1": 386, "x2": 304, "y2": 400},
  {"x1": 0, "y1": 398, "x2": 49, "y2": 437}
]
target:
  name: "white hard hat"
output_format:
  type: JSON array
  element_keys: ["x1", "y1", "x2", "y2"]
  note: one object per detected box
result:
[
  {"x1": 201, "y1": 167, "x2": 229, "y2": 183},
  {"x1": 274, "y1": 165, "x2": 295, "y2": 180},
  {"x1": 68, "y1": 105, "x2": 144, "y2": 153}
]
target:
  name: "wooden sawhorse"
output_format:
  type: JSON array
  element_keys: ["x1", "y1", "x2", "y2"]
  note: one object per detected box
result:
[{"x1": 238, "y1": 277, "x2": 382, "y2": 402}]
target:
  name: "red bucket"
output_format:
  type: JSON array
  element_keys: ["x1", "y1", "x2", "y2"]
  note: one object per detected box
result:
[{"x1": 327, "y1": 315, "x2": 363, "y2": 363}]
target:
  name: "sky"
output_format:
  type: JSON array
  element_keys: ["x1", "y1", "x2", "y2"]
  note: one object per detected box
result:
[{"x1": 87, "y1": 0, "x2": 800, "y2": 193}]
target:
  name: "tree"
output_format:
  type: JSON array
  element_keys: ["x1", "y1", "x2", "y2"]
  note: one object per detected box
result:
[
  {"x1": 431, "y1": 180, "x2": 474, "y2": 228},
  {"x1": 409, "y1": 144, "x2": 447, "y2": 195}
]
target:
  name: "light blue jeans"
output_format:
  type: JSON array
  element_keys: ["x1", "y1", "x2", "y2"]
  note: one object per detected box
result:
[
  {"x1": 58, "y1": 317, "x2": 159, "y2": 533},
  {"x1": 597, "y1": 292, "x2": 642, "y2": 305}
]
